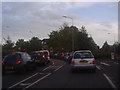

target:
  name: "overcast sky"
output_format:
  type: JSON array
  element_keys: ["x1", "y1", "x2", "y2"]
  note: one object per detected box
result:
[{"x1": 2, "y1": 2, "x2": 118, "y2": 47}]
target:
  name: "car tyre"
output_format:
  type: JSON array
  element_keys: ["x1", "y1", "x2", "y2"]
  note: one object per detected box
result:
[
  {"x1": 2, "y1": 70, "x2": 5, "y2": 75},
  {"x1": 19, "y1": 67, "x2": 26, "y2": 74},
  {"x1": 92, "y1": 69, "x2": 96, "y2": 73},
  {"x1": 71, "y1": 68, "x2": 76, "y2": 73}
]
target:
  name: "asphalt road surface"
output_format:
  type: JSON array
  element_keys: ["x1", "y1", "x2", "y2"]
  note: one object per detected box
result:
[{"x1": 2, "y1": 59, "x2": 119, "y2": 89}]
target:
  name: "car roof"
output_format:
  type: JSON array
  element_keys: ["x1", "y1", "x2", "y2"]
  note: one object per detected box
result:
[
  {"x1": 39, "y1": 50, "x2": 49, "y2": 52},
  {"x1": 12, "y1": 52, "x2": 26, "y2": 54},
  {"x1": 74, "y1": 50, "x2": 92, "y2": 53}
]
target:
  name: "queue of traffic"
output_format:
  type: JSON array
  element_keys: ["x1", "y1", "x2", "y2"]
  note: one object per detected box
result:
[
  {"x1": 2, "y1": 50, "x2": 97, "y2": 74},
  {"x1": 2, "y1": 50, "x2": 51, "y2": 74}
]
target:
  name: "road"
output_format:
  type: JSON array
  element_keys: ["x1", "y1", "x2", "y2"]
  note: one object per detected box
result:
[{"x1": 2, "y1": 59, "x2": 119, "y2": 89}]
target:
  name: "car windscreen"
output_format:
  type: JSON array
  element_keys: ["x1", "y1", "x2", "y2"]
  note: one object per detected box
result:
[
  {"x1": 74, "y1": 52, "x2": 94, "y2": 59},
  {"x1": 3, "y1": 53, "x2": 22, "y2": 63}
]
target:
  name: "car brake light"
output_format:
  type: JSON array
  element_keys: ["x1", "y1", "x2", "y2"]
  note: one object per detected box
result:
[
  {"x1": 2, "y1": 61, "x2": 4, "y2": 64},
  {"x1": 16, "y1": 61, "x2": 21, "y2": 64},
  {"x1": 92, "y1": 59, "x2": 96, "y2": 64},
  {"x1": 71, "y1": 60, "x2": 75, "y2": 64},
  {"x1": 42, "y1": 55, "x2": 45, "y2": 58}
]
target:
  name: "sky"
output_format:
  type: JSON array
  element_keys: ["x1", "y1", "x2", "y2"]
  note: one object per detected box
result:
[{"x1": 2, "y1": 1, "x2": 118, "y2": 48}]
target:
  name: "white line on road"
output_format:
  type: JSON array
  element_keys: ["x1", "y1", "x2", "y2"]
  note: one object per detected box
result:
[
  {"x1": 96, "y1": 65, "x2": 101, "y2": 70},
  {"x1": 54, "y1": 65, "x2": 64, "y2": 71},
  {"x1": 8, "y1": 73, "x2": 39, "y2": 89},
  {"x1": 39, "y1": 73, "x2": 49, "y2": 75},
  {"x1": 42, "y1": 65, "x2": 51, "y2": 71},
  {"x1": 101, "y1": 62, "x2": 111, "y2": 66},
  {"x1": 103, "y1": 73, "x2": 117, "y2": 88},
  {"x1": 23, "y1": 73, "x2": 52, "y2": 90}
]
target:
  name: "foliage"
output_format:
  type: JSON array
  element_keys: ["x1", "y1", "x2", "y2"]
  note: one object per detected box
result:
[
  {"x1": 48, "y1": 25, "x2": 98, "y2": 53},
  {"x1": 2, "y1": 36, "x2": 14, "y2": 56},
  {"x1": 29, "y1": 37, "x2": 42, "y2": 52}
]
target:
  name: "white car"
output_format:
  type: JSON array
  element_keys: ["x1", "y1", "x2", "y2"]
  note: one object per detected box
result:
[{"x1": 71, "y1": 50, "x2": 96, "y2": 72}]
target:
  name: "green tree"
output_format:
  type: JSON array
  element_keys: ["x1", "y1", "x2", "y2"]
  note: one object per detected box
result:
[
  {"x1": 2, "y1": 36, "x2": 14, "y2": 56},
  {"x1": 15, "y1": 39, "x2": 30, "y2": 52},
  {"x1": 48, "y1": 25, "x2": 98, "y2": 53},
  {"x1": 29, "y1": 37, "x2": 42, "y2": 52}
]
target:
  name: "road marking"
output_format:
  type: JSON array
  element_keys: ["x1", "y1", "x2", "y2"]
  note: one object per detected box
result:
[
  {"x1": 8, "y1": 73, "x2": 39, "y2": 89},
  {"x1": 42, "y1": 66, "x2": 51, "y2": 71},
  {"x1": 96, "y1": 65, "x2": 101, "y2": 70},
  {"x1": 103, "y1": 73, "x2": 117, "y2": 88},
  {"x1": 101, "y1": 62, "x2": 111, "y2": 66},
  {"x1": 54, "y1": 65, "x2": 64, "y2": 71},
  {"x1": 23, "y1": 73, "x2": 51, "y2": 90},
  {"x1": 39, "y1": 73, "x2": 49, "y2": 75},
  {"x1": 20, "y1": 83, "x2": 31, "y2": 86}
]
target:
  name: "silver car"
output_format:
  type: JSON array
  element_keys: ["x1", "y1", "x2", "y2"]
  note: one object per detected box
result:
[{"x1": 71, "y1": 50, "x2": 96, "y2": 72}]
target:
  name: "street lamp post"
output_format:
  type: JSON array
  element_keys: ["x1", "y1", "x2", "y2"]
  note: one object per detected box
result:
[
  {"x1": 63, "y1": 15, "x2": 74, "y2": 52},
  {"x1": 108, "y1": 32, "x2": 116, "y2": 60}
]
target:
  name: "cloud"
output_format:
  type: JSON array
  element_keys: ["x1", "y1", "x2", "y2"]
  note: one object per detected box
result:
[
  {"x1": 83, "y1": 22, "x2": 118, "y2": 47},
  {"x1": 2, "y1": 2, "x2": 118, "y2": 47}
]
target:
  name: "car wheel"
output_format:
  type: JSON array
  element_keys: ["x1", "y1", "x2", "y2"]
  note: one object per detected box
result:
[
  {"x1": 71, "y1": 68, "x2": 76, "y2": 73},
  {"x1": 33, "y1": 64, "x2": 37, "y2": 70},
  {"x1": 2, "y1": 70, "x2": 5, "y2": 75},
  {"x1": 92, "y1": 69, "x2": 96, "y2": 73},
  {"x1": 20, "y1": 67, "x2": 26, "y2": 74},
  {"x1": 44, "y1": 62, "x2": 48, "y2": 66}
]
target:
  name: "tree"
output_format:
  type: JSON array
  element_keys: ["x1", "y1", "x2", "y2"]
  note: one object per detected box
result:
[
  {"x1": 48, "y1": 25, "x2": 98, "y2": 53},
  {"x1": 15, "y1": 39, "x2": 30, "y2": 52},
  {"x1": 2, "y1": 36, "x2": 14, "y2": 56},
  {"x1": 29, "y1": 37, "x2": 42, "y2": 52}
]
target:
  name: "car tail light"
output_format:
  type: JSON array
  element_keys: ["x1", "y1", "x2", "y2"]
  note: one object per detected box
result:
[
  {"x1": 16, "y1": 61, "x2": 21, "y2": 64},
  {"x1": 2, "y1": 61, "x2": 4, "y2": 64},
  {"x1": 71, "y1": 60, "x2": 75, "y2": 64},
  {"x1": 42, "y1": 55, "x2": 45, "y2": 58},
  {"x1": 92, "y1": 59, "x2": 96, "y2": 64}
]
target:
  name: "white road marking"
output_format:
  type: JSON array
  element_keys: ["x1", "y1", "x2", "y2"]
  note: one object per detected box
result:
[
  {"x1": 101, "y1": 62, "x2": 110, "y2": 66},
  {"x1": 42, "y1": 66, "x2": 51, "y2": 71},
  {"x1": 103, "y1": 73, "x2": 117, "y2": 88},
  {"x1": 54, "y1": 65, "x2": 64, "y2": 71},
  {"x1": 8, "y1": 73, "x2": 39, "y2": 89},
  {"x1": 20, "y1": 83, "x2": 31, "y2": 86},
  {"x1": 39, "y1": 73, "x2": 49, "y2": 75},
  {"x1": 96, "y1": 65, "x2": 101, "y2": 70},
  {"x1": 23, "y1": 73, "x2": 51, "y2": 90}
]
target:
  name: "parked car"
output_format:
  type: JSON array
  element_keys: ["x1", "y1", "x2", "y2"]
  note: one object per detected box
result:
[
  {"x1": 2, "y1": 52, "x2": 36, "y2": 74},
  {"x1": 31, "y1": 50, "x2": 50, "y2": 65},
  {"x1": 71, "y1": 50, "x2": 96, "y2": 72}
]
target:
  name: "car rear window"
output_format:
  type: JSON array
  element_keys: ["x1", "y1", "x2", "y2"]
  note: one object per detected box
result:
[
  {"x1": 40, "y1": 52, "x2": 48, "y2": 56},
  {"x1": 3, "y1": 53, "x2": 22, "y2": 63},
  {"x1": 74, "y1": 52, "x2": 94, "y2": 59},
  {"x1": 31, "y1": 53, "x2": 40, "y2": 56}
]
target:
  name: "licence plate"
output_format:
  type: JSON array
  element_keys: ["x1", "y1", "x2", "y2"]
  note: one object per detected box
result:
[
  {"x1": 79, "y1": 61, "x2": 88, "y2": 63},
  {"x1": 35, "y1": 60, "x2": 39, "y2": 62},
  {"x1": 5, "y1": 66, "x2": 14, "y2": 70}
]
